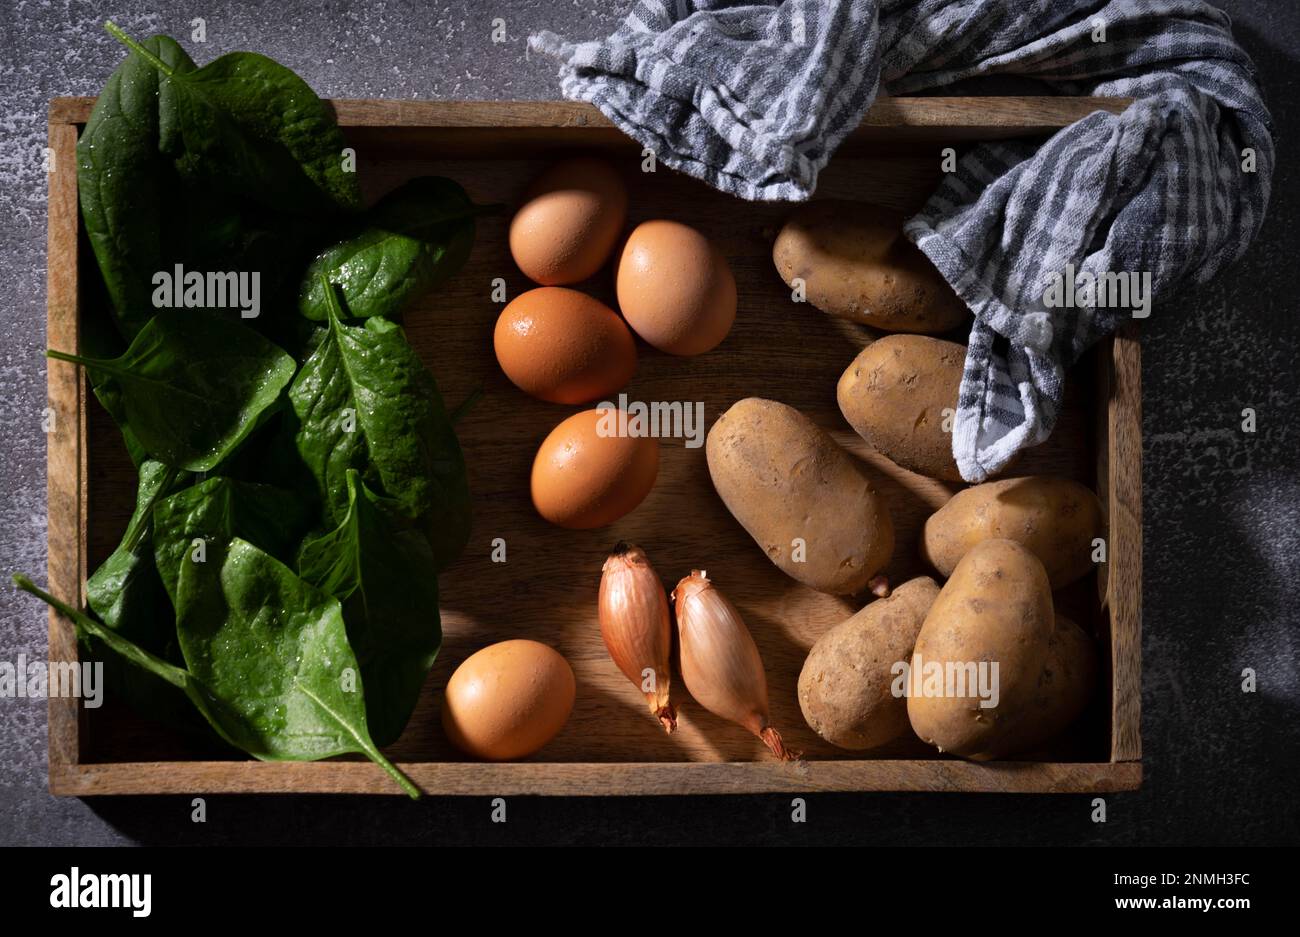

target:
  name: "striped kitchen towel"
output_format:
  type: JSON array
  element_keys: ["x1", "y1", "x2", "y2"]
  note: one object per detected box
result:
[{"x1": 531, "y1": 0, "x2": 1274, "y2": 482}]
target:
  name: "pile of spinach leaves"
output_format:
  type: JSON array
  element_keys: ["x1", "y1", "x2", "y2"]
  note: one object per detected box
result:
[{"x1": 15, "y1": 24, "x2": 480, "y2": 798}]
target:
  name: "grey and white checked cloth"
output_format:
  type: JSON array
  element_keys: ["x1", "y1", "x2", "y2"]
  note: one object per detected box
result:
[{"x1": 531, "y1": 0, "x2": 1274, "y2": 482}]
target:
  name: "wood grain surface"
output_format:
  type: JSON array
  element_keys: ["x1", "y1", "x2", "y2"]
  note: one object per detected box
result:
[
  {"x1": 1106, "y1": 327, "x2": 1143, "y2": 762},
  {"x1": 46, "y1": 97, "x2": 1141, "y2": 794},
  {"x1": 51, "y1": 759, "x2": 1141, "y2": 797},
  {"x1": 50, "y1": 95, "x2": 1131, "y2": 131},
  {"x1": 44, "y1": 120, "x2": 84, "y2": 785}
]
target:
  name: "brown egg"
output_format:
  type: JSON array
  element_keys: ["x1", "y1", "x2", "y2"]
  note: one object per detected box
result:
[
  {"x1": 616, "y1": 219, "x2": 737, "y2": 356},
  {"x1": 442, "y1": 640, "x2": 576, "y2": 761},
  {"x1": 493, "y1": 287, "x2": 637, "y2": 404},
  {"x1": 531, "y1": 408, "x2": 659, "y2": 529},
  {"x1": 509, "y1": 157, "x2": 628, "y2": 285}
]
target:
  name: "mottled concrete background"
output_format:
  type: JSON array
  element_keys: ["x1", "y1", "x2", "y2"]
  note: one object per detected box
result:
[{"x1": 0, "y1": 1, "x2": 1295, "y2": 846}]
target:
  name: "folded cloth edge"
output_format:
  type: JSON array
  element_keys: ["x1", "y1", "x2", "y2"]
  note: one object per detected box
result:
[
  {"x1": 906, "y1": 219, "x2": 1052, "y2": 483},
  {"x1": 529, "y1": 29, "x2": 879, "y2": 202}
]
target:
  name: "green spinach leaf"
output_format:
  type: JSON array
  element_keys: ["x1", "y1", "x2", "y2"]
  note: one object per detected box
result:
[
  {"x1": 15, "y1": 574, "x2": 245, "y2": 743},
  {"x1": 152, "y1": 475, "x2": 313, "y2": 607},
  {"x1": 298, "y1": 177, "x2": 478, "y2": 321},
  {"x1": 82, "y1": 461, "x2": 211, "y2": 735},
  {"x1": 14, "y1": 572, "x2": 418, "y2": 798},
  {"x1": 289, "y1": 279, "x2": 470, "y2": 567},
  {"x1": 46, "y1": 309, "x2": 297, "y2": 472},
  {"x1": 75, "y1": 243, "x2": 151, "y2": 464},
  {"x1": 161, "y1": 183, "x2": 326, "y2": 323},
  {"x1": 172, "y1": 539, "x2": 419, "y2": 796},
  {"x1": 91, "y1": 381, "x2": 149, "y2": 468},
  {"x1": 77, "y1": 33, "x2": 328, "y2": 343},
  {"x1": 87, "y1": 460, "x2": 188, "y2": 637},
  {"x1": 107, "y1": 23, "x2": 361, "y2": 218},
  {"x1": 298, "y1": 470, "x2": 441, "y2": 746},
  {"x1": 77, "y1": 34, "x2": 199, "y2": 337}
]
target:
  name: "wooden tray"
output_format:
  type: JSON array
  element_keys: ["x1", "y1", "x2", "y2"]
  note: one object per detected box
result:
[{"x1": 45, "y1": 97, "x2": 1142, "y2": 796}]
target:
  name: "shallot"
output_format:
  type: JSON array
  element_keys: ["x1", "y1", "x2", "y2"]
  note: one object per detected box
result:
[
  {"x1": 672, "y1": 569, "x2": 794, "y2": 760},
  {"x1": 598, "y1": 543, "x2": 676, "y2": 732}
]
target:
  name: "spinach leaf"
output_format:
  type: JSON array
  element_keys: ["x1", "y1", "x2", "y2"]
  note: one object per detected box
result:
[
  {"x1": 14, "y1": 572, "x2": 418, "y2": 798},
  {"x1": 162, "y1": 183, "x2": 326, "y2": 322},
  {"x1": 152, "y1": 475, "x2": 313, "y2": 608},
  {"x1": 298, "y1": 470, "x2": 441, "y2": 746},
  {"x1": 77, "y1": 34, "x2": 199, "y2": 337},
  {"x1": 289, "y1": 279, "x2": 470, "y2": 567},
  {"x1": 75, "y1": 243, "x2": 150, "y2": 464},
  {"x1": 83, "y1": 461, "x2": 211, "y2": 735},
  {"x1": 106, "y1": 23, "x2": 361, "y2": 218},
  {"x1": 299, "y1": 177, "x2": 478, "y2": 321},
  {"x1": 77, "y1": 30, "x2": 334, "y2": 342},
  {"x1": 172, "y1": 538, "x2": 419, "y2": 796},
  {"x1": 91, "y1": 381, "x2": 149, "y2": 468},
  {"x1": 87, "y1": 460, "x2": 188, "y2": 637},
  {"x1": 15, "y1": 574, "x2": 246, "y2": 742},
  {"x1": 46, "y1": 309, "x2": 297, "y2": 472}
]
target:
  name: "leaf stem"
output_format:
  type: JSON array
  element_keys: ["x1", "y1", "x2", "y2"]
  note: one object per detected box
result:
[
  {"x1": 367, "y1": 746, "x2": 423, "y2": 800},
  {"x1": 299, "y1": 682, "x2": 422, "y2": 799},
  {"x1": 46, "y1": 348, "x2": 130, "y2": 382},
  {"x1": 104, "y1": 21, "x2": 176, "y2": 77},
  {"x1": 17, "y1": 573, "x2": 420, "y2": 797},
  {"x1": 15, "y1": 573, "x2": 251, "y2": 754},
  {"x1": 123, "y1": 466, "x2": 182, "y2": 553},
  {"x1": 13, "y1": 573, "x2": 180, "y2": 688},
  {"x1": 45, "y1": 348, "x2": 88, "y2": 365},
  {"x1": 320, "y1": 274, "x2": 349, "y2": 321}
]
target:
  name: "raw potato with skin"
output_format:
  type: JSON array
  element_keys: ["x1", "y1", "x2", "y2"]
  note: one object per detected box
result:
[
  {"x1": 798, "y1": 576, "x2": 941, "y2": 750},
  {"x1": 837, "y1": 334, "x2": 966, "y2": 482},
  {"x1": 922, "y1": 476, "x2": 1104, "y2": 588},
  {"x1": 773, "y1": 200, "x2": 969, "y2": 333},
  {"x1": 707, "y1": 398, "x2": 894, "y2": 595},
  {"x1": 994, "y1": 613, "x2": 1098, "y2": 759},
  {"x1": 907, "y1": 539, "x2": 1054, "y2": 760}
]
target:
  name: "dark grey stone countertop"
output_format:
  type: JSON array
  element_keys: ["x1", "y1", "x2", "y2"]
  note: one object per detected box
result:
[{"x1": 1, "y1": 1, "x2": 1295, "y2": 846}]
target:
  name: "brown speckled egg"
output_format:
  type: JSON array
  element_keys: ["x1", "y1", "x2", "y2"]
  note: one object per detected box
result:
[
  {"x1": 531, "y1": 408, "x2": 659, "y2": 529},
  {"x1": 509, "y1": 157, "x2": 628, "y2": 285},
  {"x1": 493, "y1": 287, "x2": 637, "y2": 404},
  {"x1": 442, "y1": 640, "x2": 576, "y2": 761},
  {"x1": 616, "y1": 219, "x2": 737, "y2": 356}
]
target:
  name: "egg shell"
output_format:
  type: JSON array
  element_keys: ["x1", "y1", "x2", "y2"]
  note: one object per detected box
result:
[
  {"x1": 441, "y1": 639, "x2": 576, "y2": 761},
  {"x1": 616, "y1": 219, "x2": 737, "y2": 356},
  {"x1": 509, "y1": 157, "x2": 628, "y2": 285},
  {"x1": 493, "y1": 287, "x2": 637, "y2": 404},
  {"x1": 531, "y1": 408, "x2": 659, "y2": 529}
]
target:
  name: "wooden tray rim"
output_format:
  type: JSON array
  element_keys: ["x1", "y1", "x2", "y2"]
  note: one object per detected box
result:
[
  {"x1": 44, "y1": 96, "x2": 1142, "y2": 797},
  {"x1": 50, "y1": 759, "x2": 1142, "y2": 797},
  {"x1": 48, "y1": 95, "x2": 1132, "y2": 130}
]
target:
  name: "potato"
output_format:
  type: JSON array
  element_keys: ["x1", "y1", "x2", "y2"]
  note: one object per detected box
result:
[
  {"x1": 837, "y1": 334, "x2": 965, "y2": 481},
  {"x1": 922, "y1": 476, "x2": 1104, "y2": 588},
  {"x1": 772, "y1": 200, "x2": 968, "y2": 333},
  {"x1": 798, "y1": 577, "x2": 941, "y2": 750},
  {"x1": 992, "y1": 613, "x2": 1097, "y2": 759},
  {"x1": 906, "y1": 539, "x2": 1054, "y2": 759},
  {"x1": 706, "y1": 398, "x2": 893, "y2": 594}
]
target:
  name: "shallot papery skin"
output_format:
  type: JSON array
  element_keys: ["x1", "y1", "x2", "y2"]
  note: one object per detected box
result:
[
  {"x1": 598, "y1": 543, "x2": 677, "y2": 732},
  {"x1": 672, "y1": 570, "x2": 794, "y2": 761}
]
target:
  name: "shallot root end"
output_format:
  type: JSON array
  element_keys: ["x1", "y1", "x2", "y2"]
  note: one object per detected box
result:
[
  {"x1": 759, "y1": 726, "x2": 799, "y2": 762},
  {"x1": 655, "y1": 703, "x2": 678, "y2": 734}
]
